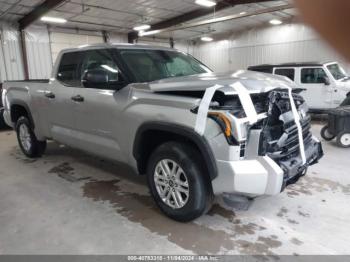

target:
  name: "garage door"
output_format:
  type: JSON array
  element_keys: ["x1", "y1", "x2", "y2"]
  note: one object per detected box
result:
[{"x1": 50, "y1": 32, "x2": 104, "y2": 63}]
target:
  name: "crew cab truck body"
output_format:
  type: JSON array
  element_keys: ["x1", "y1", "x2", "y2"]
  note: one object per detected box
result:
[
  {"x1": 2, "y1": 44, "x2": 323, "y2": 221},
  {"x1": 248, "y1": 62, "x2": 350, "y2": 113}
]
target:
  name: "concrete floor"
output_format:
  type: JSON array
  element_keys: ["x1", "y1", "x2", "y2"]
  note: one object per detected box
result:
[{"x1": 0, "y1": 124, "x2": 349, "y2": 255}]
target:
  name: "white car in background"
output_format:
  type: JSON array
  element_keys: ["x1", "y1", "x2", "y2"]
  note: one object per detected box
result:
[{"x1": 248, "y1": 62, "x2": 350, "y2": 113}]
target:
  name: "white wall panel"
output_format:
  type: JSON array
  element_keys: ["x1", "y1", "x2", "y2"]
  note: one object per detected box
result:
[
  {"x1": 25, "y1": 25, "x2": 52, "y2": 79},
  {"x1": 49, "y1": 31, "x2": 104, "y2": 63},
  {"x1": 184, "y1": 23, "x2": 350, "y2": 73},
  {"x1": 0, "y1": 23, "x2": 24, "y2": 81},
  {"x1": 138, "y1": 38, "x2": 170, "y2": 48},
  {"x1": 108, "y1": 32, "x2": 127, "y2": 43}
]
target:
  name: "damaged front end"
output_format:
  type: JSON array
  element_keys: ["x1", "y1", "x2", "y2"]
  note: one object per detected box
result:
[
  {"x1": 196, "y1": 87, "x2": 323, "y2": 195},
  {"x1": 257, "y1": 90, "x2": 323, "y2": 189}
]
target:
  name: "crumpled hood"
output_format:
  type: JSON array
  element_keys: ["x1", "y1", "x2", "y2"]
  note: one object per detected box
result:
[{"x1": 149, "y1": 70, "x2": 297, "y2": 94}]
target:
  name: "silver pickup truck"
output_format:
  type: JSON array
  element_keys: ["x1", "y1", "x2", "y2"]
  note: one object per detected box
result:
[{"x1": 2, "y1": 44, "x2": 323, "y2": 221}]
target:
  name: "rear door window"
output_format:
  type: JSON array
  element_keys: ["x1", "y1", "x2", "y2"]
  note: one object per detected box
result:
[
  {"x1": 274, "y1": 68, "x2": 295, "y2": 81},
  {"x1": 57, "y1": 52, "x2": 82, "y2": 86},
  {"x1": 301, "y1": 68, "x2": 327, "y2": 83}
]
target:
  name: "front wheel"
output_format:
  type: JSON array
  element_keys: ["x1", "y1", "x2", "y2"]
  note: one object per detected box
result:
[
  {"x1": 147, "y1": 142, "x2": 212, "y2": 222},
  {"x1": 320, "y1": 125, "x2": 335, "y2": 141},
  {"x1": 16, "y1": 116, "x2": 46, "y2": 158},
  {"x1": 336, "y1": 132, "x2": 350, "y2": 148}
]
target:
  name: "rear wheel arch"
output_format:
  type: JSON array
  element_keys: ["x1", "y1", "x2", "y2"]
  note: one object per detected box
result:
[
  {"x1": 132, "y1": 122, "x2": 218, "y2": 182},
  {"x1": 10, "y1": 101, "x2": 35, "y2": 127}
]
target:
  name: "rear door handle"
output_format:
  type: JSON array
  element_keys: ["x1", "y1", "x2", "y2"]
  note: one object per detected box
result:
[
  {"x1": 71, "y1": 95, "x2": 84, "y2": 102},
  {"x1": 45, "y1": 92, "x2": 55, "y2": 99}
]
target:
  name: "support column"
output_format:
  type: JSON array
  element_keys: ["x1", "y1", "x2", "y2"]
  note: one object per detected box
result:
[
  {"x1": 19, "y1": 30, "x2": 29, "y2": 80},
  {"x1": 102, "y1": 30, "x2": 109, "y2": 43}
]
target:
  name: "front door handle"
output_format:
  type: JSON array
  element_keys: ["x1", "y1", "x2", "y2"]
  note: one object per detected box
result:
[
  {"x1": 45, "y1": 92, "x2": 55, "y2": 99},
  {"x1": 71, "y1": 95, "x2": 84, "y2": 102}
]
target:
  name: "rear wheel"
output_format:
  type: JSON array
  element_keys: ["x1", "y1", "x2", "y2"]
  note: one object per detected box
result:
[
  {"x1": 321, "y1": 125, "x2": 335, "y2": 141},
  {"x1": 0, "y1": 108, "x2": 9, "y2": 128},
  {"x1": 15, "y1": 116, "x2": 46, "y2": 158},
  {"x1": 147, "y1": 141, "x2": 212, "y2": 222},
  {"x1": 336, "y1": 132, "x2": 350, "y2": 148}
]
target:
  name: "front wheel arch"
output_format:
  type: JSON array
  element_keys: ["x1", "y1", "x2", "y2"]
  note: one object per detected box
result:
[{"x1": 132, "y1": 121, "x2": 218, "y2": 182}]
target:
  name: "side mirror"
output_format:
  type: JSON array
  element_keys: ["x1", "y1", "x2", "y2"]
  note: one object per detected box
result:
[
  {"x1": 323, "y1": 76, "x2": 330, "y2": 85},
  {"x1": 81, "y1": 68, "x2": 122, "y2": 89}
]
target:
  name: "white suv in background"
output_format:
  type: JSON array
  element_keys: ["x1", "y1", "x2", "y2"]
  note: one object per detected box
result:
[{"x1": 248, "y1": 62, "x2": 350, "y2": 113}]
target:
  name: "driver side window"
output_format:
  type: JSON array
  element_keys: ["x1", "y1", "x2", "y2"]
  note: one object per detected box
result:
[
  {"x1": 301, "y1": 68, "x2": 327, "y2": 84},
  {"x1": 80, "y1": 49, "x2": 120, "y2": 89}
]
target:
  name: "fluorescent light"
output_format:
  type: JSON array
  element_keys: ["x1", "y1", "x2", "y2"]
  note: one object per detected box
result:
[
  {"x1": 41, "y1": 16, "x2": 67, "y2": 24},
  {"x1": 133, "y1": 24, "x2": 151, "y2": 31},
  {"x1": 139, "y1": 30, "x2": 161, "y2": 36},
  {"x1": 195, "y1": 0, "x2": 216, "y2": 7},
  {"x1": 101, "y1": 65, "x2": 118, "y2": 73},
  {"x1": 201, "y1": 36, "x2": 213, "y2": 42},
  {"x1": 269, "y1": 19, "x2": 282, "y2": 25},
  {"x1": 239, "y1": 12, "x2": 247, "y2": 15}
]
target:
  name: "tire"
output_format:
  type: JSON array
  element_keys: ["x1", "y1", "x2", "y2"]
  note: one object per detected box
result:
[
  {"x1": 15, "y1": 116, "x2": 46, "y2": 158},
  {"x1": 0, "y1": 109, "x2": 6, "y2": 128},
  {"x1": 321, "y1": 125, "x2": 335, "y2": 141},
  {"x1": 336, "y1": 132, "x2": 350, "y2": 148},
  {"x1": 146, "y1": 141, "x2": 213, "y2": 222}
]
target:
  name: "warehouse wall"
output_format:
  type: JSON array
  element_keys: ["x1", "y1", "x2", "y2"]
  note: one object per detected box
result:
[
  {"x1": 109, "y1": 32, "x2": 128, "y2": 43},
  {"x1": 49, "y1": 29, "x2": 104, "y2": 63},
  {"x1": 0, "y1": 22, "x2": 24, "y2": 81},
  {"x1": 179, "y1": 22, "x2": 350, "y2": 73},
  {"x1": 25, "y1": 25, "x2": 52, "y2": 79},
  {"x1": 0, "y1": 23, "x2": 128, "y2": 81},
  {"x1": 2, "y1": 21, "x2": 349, "y2": 81}
]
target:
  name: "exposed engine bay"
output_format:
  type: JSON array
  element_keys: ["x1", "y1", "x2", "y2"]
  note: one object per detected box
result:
[{"x1": 193, "y1": 87, "x2": 323, "y2": 188}]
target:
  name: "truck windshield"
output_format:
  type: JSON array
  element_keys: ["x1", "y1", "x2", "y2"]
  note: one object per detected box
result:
[
  {"x1": 326, "y1": 63, "x2": 348, "y2": 80},
  {"x1": 119, "y1": 49, "x2": 212, "y2": 82}
]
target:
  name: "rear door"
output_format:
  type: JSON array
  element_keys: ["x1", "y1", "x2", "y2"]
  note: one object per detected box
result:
[
  {"x1": 46, "y1": 51, "x2": 82, "y2": 146},
  {"x1": 297, "y1": 67, "x2": 333, "y2": 110},
  {"x1": 273, "y1": 67, "x2": 295, "y2": 81},
  {"x1": 71, "y1": 49, "x2": 125, "y2": 161}
]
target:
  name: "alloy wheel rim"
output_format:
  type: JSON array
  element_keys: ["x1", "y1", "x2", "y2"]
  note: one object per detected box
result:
[
  {"x1": 19, "y1": 124, "x2": 31, "y2": 152},
  {"x1": 340, "y1": 134, "x2": 350, "y2": 146},
  {"x1": 154, "y1": 159, "x2": 189, "y2": 209}
]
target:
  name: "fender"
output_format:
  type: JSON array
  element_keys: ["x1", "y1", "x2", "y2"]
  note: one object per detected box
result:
[
  {"x1": 133, "y1": 121, "x2": 218, "y2": 180},
  {"x1": 10, "y1": 99, "x2": 35, "y2": 128}
]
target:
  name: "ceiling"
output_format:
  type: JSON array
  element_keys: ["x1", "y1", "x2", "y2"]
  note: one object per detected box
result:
[
  {"x1": 0, "y1": 0, "x2": 296, "y2": 40},
  {"x1": 0, "y1": 0, "x2": 45, "y2": 21}
]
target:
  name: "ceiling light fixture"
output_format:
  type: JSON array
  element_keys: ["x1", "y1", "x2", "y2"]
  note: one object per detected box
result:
[
  {"x1": 201, "y1": 36, "x2": 213, "y2": 42},
  {"x1": 239, "y1": 11, "x2": 247, "y2": 15},
  {"x1": 133, "y1": 24, "x2": 151, "y2": 31},
  {"x1": 138, "y1": 30, "x2": 161, "y2": 37},
  {"x1": 269, "y1": 19, "x2": 282, "y2": 25},
  {"x1": 41, "y1": 16, "x2": 67, "y2": 24},
  {"x1": 195, "y1": 0, "x2": 216, "y2": 7}
]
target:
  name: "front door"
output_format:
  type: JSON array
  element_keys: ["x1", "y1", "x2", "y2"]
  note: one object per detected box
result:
[
  {"x1": 72, "y1": 49, "x2": 125, "y2": 161},
  {"x1": 298, "y1": 67, "x2": 333, "y2": 110}
]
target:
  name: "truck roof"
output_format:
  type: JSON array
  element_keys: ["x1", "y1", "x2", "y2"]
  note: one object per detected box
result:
[
  {"x1": 61, "y1": 43, "x2": 176, "y2": 53},
  {"x1": 248, "y1": 61, "x2": 335, "y2": 70}
]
